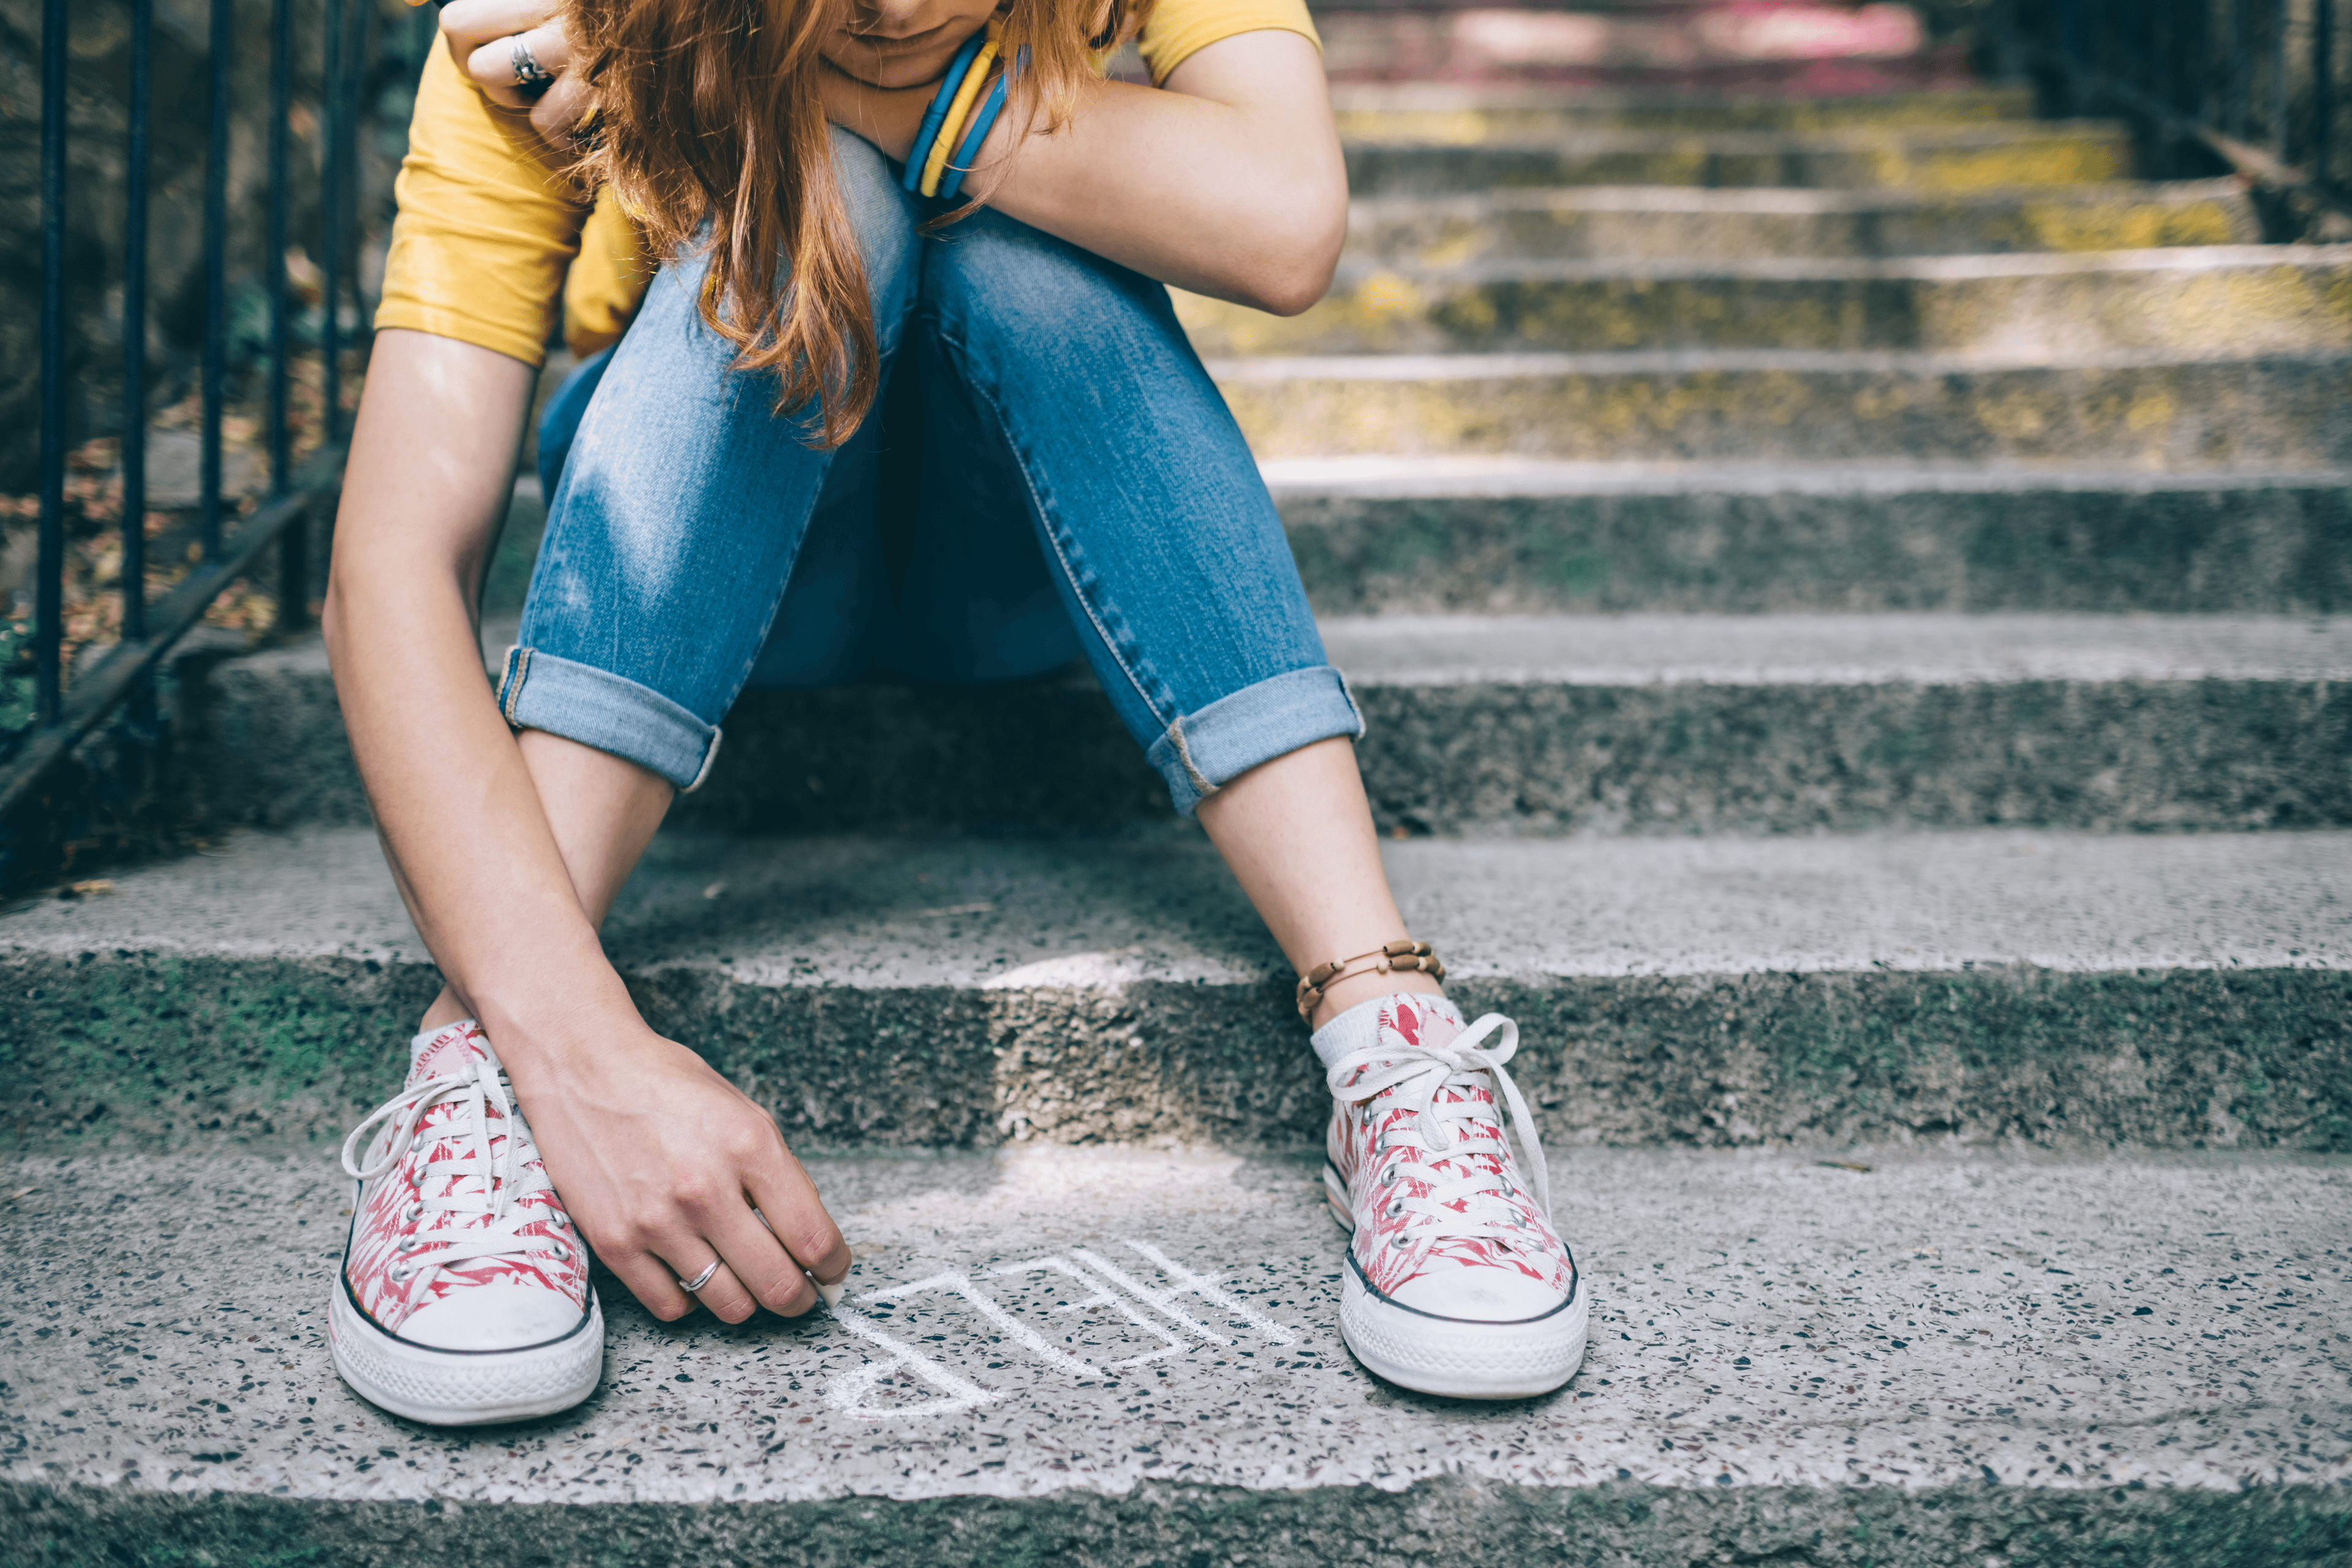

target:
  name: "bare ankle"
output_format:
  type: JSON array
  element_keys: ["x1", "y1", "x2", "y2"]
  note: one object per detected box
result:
[{"x1": 418, "y1": 989, "x2": 473, "y2": 1035}]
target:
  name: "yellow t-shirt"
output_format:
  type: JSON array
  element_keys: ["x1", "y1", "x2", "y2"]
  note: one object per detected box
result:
[{"x1": 375, "y1": 0, "x2": 1321, "y2": 365}]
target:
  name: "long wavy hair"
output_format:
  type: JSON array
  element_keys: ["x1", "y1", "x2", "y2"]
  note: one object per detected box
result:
[{"x1": 565, "y1": 0, "x2": 1147, "y2": 446}]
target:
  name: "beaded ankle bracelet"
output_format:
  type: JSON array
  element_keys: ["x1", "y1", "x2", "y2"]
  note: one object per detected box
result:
[{"x1": 1295, "y1": 940, "x2": 1447, "y2": 1025}]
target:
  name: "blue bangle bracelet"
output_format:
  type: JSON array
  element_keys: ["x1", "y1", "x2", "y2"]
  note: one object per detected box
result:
[
  {"x1": 937, "y1": 69, "x2": 1011, "y2": 201},
  {"x1": 903, "y1": 29, "x2": 990, "y2": 192}
]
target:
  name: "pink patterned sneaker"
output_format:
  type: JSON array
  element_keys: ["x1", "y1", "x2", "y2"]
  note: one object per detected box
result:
[
  {"x1": 1316, "y1": 993, "x2": 1587, "y2": 1399},
  {"x1": 328, "y1": 1019, "x2": 602, "y2": 1425}
]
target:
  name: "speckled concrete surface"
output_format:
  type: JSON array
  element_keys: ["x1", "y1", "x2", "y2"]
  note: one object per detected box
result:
[
  {"x1": 6, "y1": 824, "x2": 2348, "y2": 982},
  {"x1": 6, "y1": 827, "x2": 2347, "y2": 1152},
  {"x1": 1339, "y1": 179, "x2": 2260, "y2": 265},
  {"x1": 3, "y1": 1148, "x2": 2345, "y2": 1508}
]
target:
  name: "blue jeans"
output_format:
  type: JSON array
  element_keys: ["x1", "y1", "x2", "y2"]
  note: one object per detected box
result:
[{"x1": 502, "y1": 129, "x2": 1359, "y2": 814}]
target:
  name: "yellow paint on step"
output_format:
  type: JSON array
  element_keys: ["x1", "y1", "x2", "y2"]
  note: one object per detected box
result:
[{"x1": 2125, "y1": 391, "x2": 2176, "y2": 433}]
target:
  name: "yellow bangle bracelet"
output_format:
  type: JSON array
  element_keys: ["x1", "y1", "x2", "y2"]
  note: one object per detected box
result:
[{"x1": 920, "y1": 31, "x2": 1001, "y2": 197}]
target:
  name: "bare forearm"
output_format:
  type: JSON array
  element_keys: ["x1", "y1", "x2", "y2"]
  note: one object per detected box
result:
[
  {"x1": 323, "y1": 331, "x2": 636, "y2": 1059},
  {"x1": 825, "y1": 32, "x2": 1345, "y2": 313}
]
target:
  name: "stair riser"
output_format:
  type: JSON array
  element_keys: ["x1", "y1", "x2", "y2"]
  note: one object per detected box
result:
[
  {"x1": 1281, "y1": 485, "x2": 2352, "y2": 615},
  {"x1": 172, "y1": 658, "x2": 2352, "y2": 835},
  {"x1": 1329, "y1": 86, "x2": 2035, "y2": 137},
  {"x1": 1344, "y1": 134, "x2": 2131, "y2": 195},
  {"x1": 1182, "y1": 262, "x2": 2352, "y2": 356},
  {"x1": 5, "y1": 951, "x2": 2344, "y2": 1153},
  {"x1": 1346, "y1": 189, "x2": 2256, "y2": 264},
  {"x1": 1216, "y1": 358, "x2": 2352, "y2": 464},
  {"x1": 7, "y1": 1477, "x2": 2349, "y2": 1568}
]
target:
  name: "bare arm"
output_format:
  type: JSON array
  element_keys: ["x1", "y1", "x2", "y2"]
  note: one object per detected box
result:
[
  {"x1": 324, "y1": 329, "x2": 850, "y2": 1322},
  {"x1": 820, "y1": 31, "x2": 1348, "y2": 315}
]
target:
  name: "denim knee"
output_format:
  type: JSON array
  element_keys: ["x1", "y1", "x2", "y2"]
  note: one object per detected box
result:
[{"x1": 500, "y1": 129, "x2": 924, "y2": 795}]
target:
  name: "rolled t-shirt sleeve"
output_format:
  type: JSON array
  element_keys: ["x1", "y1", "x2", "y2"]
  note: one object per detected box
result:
[
  {"x1": 374, "y1": 44, "x2": 593, "y2": 369},
  {"x1": 1136, "y1": 0, "x2": 1321, "y2": 85}
]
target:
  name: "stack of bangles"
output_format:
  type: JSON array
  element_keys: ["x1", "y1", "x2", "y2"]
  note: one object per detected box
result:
[{"x1": 904, "y1": 18, "x2": 1019, "y2": 200}]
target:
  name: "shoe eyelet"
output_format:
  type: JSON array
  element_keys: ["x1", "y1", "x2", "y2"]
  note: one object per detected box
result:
[
  {"x1": 1384, "y1": 1198, "x2": 1403, "y2": 1218},
  {"x1": 401, "y1": 1201, "x2": 423, "y2": 1223},
  {"x1": 549, "y1": 1240, "x2": 570, "y2": 1262},
  {"x1": 396, "y1": 1235, "x2": 418, "y2": 1253},
  {"x1": 388, "y1": 1261, "x2": 413, "y2": 1283}
]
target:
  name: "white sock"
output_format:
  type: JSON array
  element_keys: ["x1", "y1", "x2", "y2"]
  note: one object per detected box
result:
[
  {"x1": 1310, "y1": 990, "x2": 1464, "y2": 1071},
  {"x1": 409, "y1": 1017, "x2": 480, "y2": 1072}
]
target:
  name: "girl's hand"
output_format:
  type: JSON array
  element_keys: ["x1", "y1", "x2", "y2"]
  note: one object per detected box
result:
[
  {"x1": 420, "y1": 0, "x2": 594, "y2": 145},
  {"x1": 512, "y1": 1023, "x2": 855, "y2": 1324}
]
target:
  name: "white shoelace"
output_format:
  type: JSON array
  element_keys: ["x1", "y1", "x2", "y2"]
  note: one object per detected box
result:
[
  {"x1": 1324, "y1": 1013, "x2": 1554, "y2": 1274},
  {"x1": 340, "y1": 1040, "x2": 568, "y2": 1313}
]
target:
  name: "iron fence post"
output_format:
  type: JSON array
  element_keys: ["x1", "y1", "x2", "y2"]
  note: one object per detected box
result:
[
  {"x1": 2321, "y1": 0, "x2": 2339, "y2": 183},
  {"x1": 34, "y1": 0, "x2": 66, "y2": 728},
  {"x1": 123, "y1": 0, "x2": 151, "y2": 683},
  {"x1": 199, "y1": 0, "x2": 232, "y2": 560},
  {"x1": 322, "y1": 0, "x2": 347, "y2": 453}
]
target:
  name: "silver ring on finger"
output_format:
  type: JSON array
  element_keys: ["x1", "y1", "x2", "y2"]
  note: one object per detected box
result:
[
  {"x1": 510, "y1": 34, "x2": 554, "y2": 88},
  {"x1": 676, "y1": 1259, "x2": 721, "y2": 1294}
]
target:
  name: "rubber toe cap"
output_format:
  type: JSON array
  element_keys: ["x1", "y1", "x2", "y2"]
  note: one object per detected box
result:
[
  {"x1": 1387, "y1": 1262, "x2": 1567, "y2": 1324},
  {"x1": 398, "y1": 1282, "x2": 584, "y2": 1351}
]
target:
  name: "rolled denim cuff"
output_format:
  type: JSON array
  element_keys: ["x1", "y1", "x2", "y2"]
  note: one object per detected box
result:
[
  {"x1": 497, "y1": 646, "x2": 723, "y2": 793},
  {"x1": 1147, "y1": 664, "x2": 1366, "y2": 818}
]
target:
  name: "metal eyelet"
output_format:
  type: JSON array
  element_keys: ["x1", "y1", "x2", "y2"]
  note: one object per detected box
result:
[
  {"x1": 387, "y1": 1261, "x2": 413, "y2": 1282},
  {"x1": 396, "y1": 1235, "x2": 419, "y2": 1252},
  {"x1": 1385, "y1": 1198, "x2": 1404, "y2": 1218},
  {"x1": 401, "y1": 1200, "x2": 423, "y2": 1223},
  {"x1": 549, "y1": 1240, "x2": 570, "y2": 1262}
]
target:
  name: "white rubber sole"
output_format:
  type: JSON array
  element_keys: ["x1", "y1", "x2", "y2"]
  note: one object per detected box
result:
[
  {"x1": 1325, "y1": 1166, "x2": 1589, "y2": 1400},
  {"x1": 328, "y1": 1277, "x2": 605, "y2": 1427}
]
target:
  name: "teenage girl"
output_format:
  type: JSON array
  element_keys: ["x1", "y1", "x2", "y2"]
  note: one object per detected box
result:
[{"x1": 322, "y1": 0, "x2": 1585, "y2": 1425}]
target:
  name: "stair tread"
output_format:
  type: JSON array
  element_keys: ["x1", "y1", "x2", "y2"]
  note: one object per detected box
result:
[
  {"x1": 4, "y1": 1145, "x2": 2345, "y2": 1507},
  {"x1": 1325, "y1": 241, "x2": 2352, "y2": 281},
  {"x1": 1328, "y1": 83, "x2": 2033, "y2": 113},
  {"x1": 1261, "y1": 454, "x2": 2352, "y2": 496},
  {"x1": 1344, "y1": 118, "x2": 2128, "y2": 150},
  {"x1": 7, "y1": 825, "x2": 2343, "y2": 981},
  {"x1": 1213, "y1": 345, "x2": 2352, "y2": 377},
  {"x1": 1349, "y1": 176, "x2": 2248, "y2": 215},
  {"x1": 1319, "y1": 612, "x2": 2352, "y2": 684}
]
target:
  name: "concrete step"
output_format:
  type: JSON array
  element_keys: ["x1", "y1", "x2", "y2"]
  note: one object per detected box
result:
[
  {"x1": 154, "y1": 614, "x2": 2352, "y2": 835},
  {"x1": 1178, "y1": 246, "x2": 2352, "y2": 358},
  {"x1": 1262, "y1": 461, "x2": 2352, "y2": 615},
  {"x1": 1318, "y1": 9, "x2": 1974, "y2": 91},
  {"x1": 1330, "y1": 82, "x2": 2037, "y2": 136},
  {"x1": 1343, "y1": 180, "x2": 2261, "y2": 265},
  {"x1": 1344, "y1": 122, "x2": 2134, "y2": 196},
  {"x1": 1212, "y1": 350, "x2": 2352, "y2": 466},
  {"x1": 2, "y1": 825, "x2": 2346, "y2": 1151},
  {"x1": 4, "y1": 1144, "x2": 2346, "y2": 1563}
]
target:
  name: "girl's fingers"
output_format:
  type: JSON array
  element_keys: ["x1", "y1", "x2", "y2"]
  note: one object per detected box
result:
[
  {"x1": 605, "y1": 1249, "x2": 696, "y2": 1323},
  {"x1": 747, "y1": 1152, "x2": 854, "y2": 1291},
  {"x1": 439, "y1": 0, "x2": 559, "y2": 54},
  {"x1": 529, "y1": 66, "x2": 595, "y2": 145},
  {"x1": 705, "y1": 1203, "x2": 820, "y2": 1317},
  {"x1": 466, "y1": 23, "x2": 572, "y2": 110},
  {"x1": 670, "y1": 1255, "x2": 760, "y2": 1324}
]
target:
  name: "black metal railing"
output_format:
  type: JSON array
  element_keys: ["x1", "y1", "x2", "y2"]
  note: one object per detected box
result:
[
  {"x1": 2012, "y1": 0, "x2": 2346, "y2": 219},
  {"x1": 6, "y1": 0, "x2": 404, "y2": 880}
]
